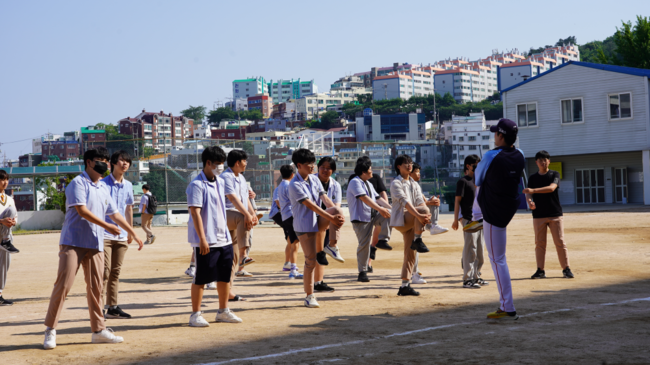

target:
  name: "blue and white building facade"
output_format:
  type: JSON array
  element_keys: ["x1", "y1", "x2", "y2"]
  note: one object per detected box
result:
[
  {"x1": 502, "y1": 61, "x2": 650, "y2": 205},
  {"x1": 355, "y1": 110, "x2": 432, "y2": 142}
]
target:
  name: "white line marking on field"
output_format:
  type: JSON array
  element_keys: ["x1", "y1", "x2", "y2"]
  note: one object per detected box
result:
[
  {"x1": 405, "y1": 341, "x2": 439, "y2": 348},
  {"x1": 197, "y1": 296, "x2": 650, "y2": 365}
]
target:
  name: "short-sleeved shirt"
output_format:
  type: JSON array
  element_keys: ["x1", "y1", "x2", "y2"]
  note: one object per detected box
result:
[
  {"x1": 348, "y1": 173, "x2": 387, "y2": 195},
  {"x1": 60, "y1": 172, "x2": 118, "y2": 251},
  {"x1": 102, "y1": 174, "x2": 134, "y2": 241},
  {"x1": 269, "y1": 184, "x2": 281, "y2": 218},
  {"x1": 221, "y1": 167, "x2": 249, "y2": 212},
  {"x1": 278, "y1": 180, "x2": 293, "y2": 221},
  {"x1": 346, "y1": 176, "x2": 379, "y2": 222},
  {"x1": 186, "y1": 171, "x2": 232, "y2": 247},
  {"x1": 139, "y1": 192, "x2": 150, "y2": 213},
  {"x1": 288, "y1": 173, "x2": 325, "y2": 233},
  {"x1": 317, "y1": 174, "x2": 342, "y2": 209},
  {"x1": 455, "y1": 175, "x2": 476, "y2": 220},
  {"x1": 528, "y1": 170, "x2": 563, "y2": 219}
]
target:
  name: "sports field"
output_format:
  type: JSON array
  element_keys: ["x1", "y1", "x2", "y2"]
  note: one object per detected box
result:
[{"x1": 2, "y1": 210, "x2": 650, "y2": 364}]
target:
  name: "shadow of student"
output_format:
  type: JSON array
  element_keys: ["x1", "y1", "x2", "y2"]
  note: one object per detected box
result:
[
  {"x1": 14, "y1": 322, "x2": 187, "y2": 337},
  {"x1": 120, "y1": 276, "x2": 188, "y2": 285}
]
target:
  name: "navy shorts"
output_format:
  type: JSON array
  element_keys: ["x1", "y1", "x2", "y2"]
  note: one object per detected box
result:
[
  {"x1": 271, "y1": 213, "x2": 288, "y2": 239},
  {"x1": 281, "y1": 216, "x2": 299, "y2": 243},
  {"x1": 193, "y1": 245, "x2": 233, "y2": 285}
]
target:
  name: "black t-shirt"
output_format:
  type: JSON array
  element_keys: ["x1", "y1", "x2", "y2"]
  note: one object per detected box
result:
[
  {"x1": 348, "y1": 173, "x2": 387, "y2": 194},
  {"x1": 455, "y1": 175, "x2": 476, "y2": 220},
  {"x1": 320, "y1": 178, "x2": 330, "y2": 210},
  {"x1": 528, "y1": 170, "x2": 562, "y2": 219}
]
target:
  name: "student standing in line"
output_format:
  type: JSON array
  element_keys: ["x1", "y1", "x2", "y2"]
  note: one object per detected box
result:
[
  {"x1": 43, "y1": 147, "x2": 143, "y2": 350},
  {"x1": 523, "y1": 150, "x2": 574, "y2": 280},
  {"x1": 475, "y1": 119, "x2": 525, "y2": 320},
  {"x1": 186, "y1": 146, "x2": 243, "y2": 327},
  {"x1": 390, "y1": 155, "x2": 431, "y2": 297},
  {"x1": 347, "y1": 156, "x2": 392, "y2": 271},
  {"x1": 221, "y1": 150, "x2": 258, "y2": 278},
  {"x1": 0, "y1": 170, "x2": 17, "y2": 306},
  {"x1": 139, "y1": 184, "x2": 155, "y2": 245},
  {"x1": 451, "y1": 155, "x2": 488, "y2": 289},
  {"x1": 276, "y1": 165, "x2": 303, "y2": 279},
  {"x1": 316, "y1": 157, "x2": 344, "y2": 265},
  {"x1": 288, "y1": 149, "x2": 345, "y2": 307},
  {"x1": 408, "y1": 162, "x2": 446, "y2": 285},
  {"x1": 347, "y1": 159, "x2": 391, "y2": 283},
  {"x1": 102, "y1": 151, "x2": 144, "y2": 319}
]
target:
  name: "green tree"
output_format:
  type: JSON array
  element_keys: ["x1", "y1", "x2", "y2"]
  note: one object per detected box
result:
[
  {"x1": 246, "y1": 109, "x2": 263, "y2": 121},
  {"x1": 242, "y1": 141, "x2": 254, "y2": 155},
  {"x1": 423, "y1": 166, "x2": 436, "y2": 179},
  {"x1": 320, "y1": 110, "x2": 340, "y2": 129},
  {"x1": 180, "y1": 105, "x2": 207, "y2": 124},
  {"x1": 207, "y1": 107, "x2": 235, "y2": 124},
  {"x1": 599, "y1": 16, "x2": 650, "y2": 69}
]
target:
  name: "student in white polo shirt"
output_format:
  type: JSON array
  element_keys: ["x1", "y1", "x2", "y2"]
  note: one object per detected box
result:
[
  {"x1": 102, "y1": 150, "x2": 144, "y2": 320},
  {"x1": 316, "y1": 157, "x2": 344, "y2": 265},
  {"x1": 347, "y1": 159, "x2": 391, "y2": 283},
  {"x1": 0, "y1": 169, "x2": 17, "y2": 306},
  {"x1": 288, "y1": 149, "x2": 345, "y2": 308},
  {"x1": 43, "y1": 147, "x2": 143, "y2": 350},
  {"x1": 277, "y1": 165, "x2": 303, "y2": 279},
  {"x1": 222, "y1": 150, "x2": 258, "y2": 279},
  {"x1": 187, "y1": 146, "x2": 242, "y2": 327}
]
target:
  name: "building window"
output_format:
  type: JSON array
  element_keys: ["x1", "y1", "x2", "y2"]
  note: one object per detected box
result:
[
  {"x1": 458, "y1": 137, "x2": 464, "y2": 142},
  {"x1": 452, "y1": 136, "x2": 456, "y2": 141},
  {"x1": 468, "y1": 136, "x2": 476, "y2": 141},
  {"x1": 228, "y1": 133, "x2": 235, "y2": 137},
  {"x1": 608, "y1": 92, "x2": 632, "y2": 120},
  {"x1": 482, "y1": 135, "x2": 489, "y2": 140},
  {"x1": 482, "y1": 145, "x2": 490, "y2": 149},
  {"x1": 561, "y1": 98, "x2": 583, "y2": 124},
  {"x1": 516, "y1": 103, "x2": 537, "y2": 127},
  {"x1": 468, "y1": 145, "x2": 477, "y2": 150}
]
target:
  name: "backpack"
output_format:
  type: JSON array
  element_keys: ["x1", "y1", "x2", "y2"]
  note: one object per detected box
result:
[{"x1": 146, "y1": 194, "x2": 158, "y2": 214}]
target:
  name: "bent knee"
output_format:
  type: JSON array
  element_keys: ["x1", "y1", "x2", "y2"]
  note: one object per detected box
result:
[{"x1": 415, "y1": 206, "x2": 429, "y2": 214}]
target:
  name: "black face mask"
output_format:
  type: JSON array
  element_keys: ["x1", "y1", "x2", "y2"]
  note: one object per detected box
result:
[{"x1": 93, "y1": 161, "x2": 109, "y2": 175}]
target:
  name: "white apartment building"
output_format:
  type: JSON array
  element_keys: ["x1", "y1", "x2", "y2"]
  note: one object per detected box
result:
[
  {"x1": 268, "y1": 79, "x2": 317, "y2": 104},
  {"x1": 233, "y1": 77, "x2": 266, "y2": 99},
  {"x1": 296, "y1": 92, "x2": 357, "y2": 119},
  {"x1": 498, "y1": 45, "x2": 580, "y2": 91},
  {"x1": 32, "y1": 133, "x2": 61, "y2": 154},
  {"x1": 372, "y1": 70, "x2": 434, "y2": 101},
  {"x1": 442, "y1": 112, "x2": 497, "y2": 172}
]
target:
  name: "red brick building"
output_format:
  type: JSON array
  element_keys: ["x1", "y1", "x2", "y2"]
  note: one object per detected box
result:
[
  {"x1": 211, "y1": 128, "x2": 245, "y2": 140},
  {"x1": 80, "y1": 126, "x2": 107, "y2": 154},
  {"x1": 247, "y1": 94, "x2": 273, "y2": 118},
  {"x1": 118, "y1": 109, "x2": 193, "y2": 153}
]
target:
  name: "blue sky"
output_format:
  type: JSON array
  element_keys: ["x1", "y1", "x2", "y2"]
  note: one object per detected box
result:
[{"x1": 0, "y1": 0, "x2": 645, "y2": 160}]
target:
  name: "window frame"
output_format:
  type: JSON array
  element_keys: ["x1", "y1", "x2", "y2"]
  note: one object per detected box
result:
[
  {"x1": 607, "y1": 91, "x2": 633, "y2": 121},
  {"x1": 515, "y1": 102, "x2": 539, "y2": 128},
  {"x1": 559, "y1": 97, "x2": 585, "y2": 125}
]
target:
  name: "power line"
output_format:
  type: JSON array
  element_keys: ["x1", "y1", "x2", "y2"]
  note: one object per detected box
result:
[{"x1": 0, "y1": 136, "x2": 42, "y2": 145}]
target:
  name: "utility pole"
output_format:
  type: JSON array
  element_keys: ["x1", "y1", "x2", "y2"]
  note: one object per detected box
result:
[{"x1": 163, "y1": 123, "x2": 170, "y2": 225}]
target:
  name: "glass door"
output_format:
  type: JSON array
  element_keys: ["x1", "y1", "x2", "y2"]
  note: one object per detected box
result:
[
  {"x1": 614, "y1": 168, "x2": 628, "y2": 203},
  {"x1": 575, "y1": 169, "x2": 605, "y2": 204}
]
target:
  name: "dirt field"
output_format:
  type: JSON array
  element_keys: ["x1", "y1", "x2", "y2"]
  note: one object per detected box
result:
[{"x1": 2, "y1": 210, "x2": 650, "y2": 364}]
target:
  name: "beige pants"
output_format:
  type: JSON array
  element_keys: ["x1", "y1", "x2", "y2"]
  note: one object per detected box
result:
[
  {"x1": 45, "y1": 245, "x2": 105, "y2": 332},
  {"x1": 226, "y1": 210, "x2": 251, "y2": 249},
  {"x1": 141, "y1": 213, "x2": 154, "y2": 240},
  {"x1": 394, "y1": 206, "x2": 429, "y2": 281},
  {"x1": 461, "y1": 218, "x2": 484, "y2": 281},
  {"x1": 103, "y1": 240, "x2": 128, "y2": 307},
  {"x1": 533, "y1": 216, "x2": 569, "y2": 270},
  {"x1": 298, "y1": 207, "x2": 344, "y2": 294}
]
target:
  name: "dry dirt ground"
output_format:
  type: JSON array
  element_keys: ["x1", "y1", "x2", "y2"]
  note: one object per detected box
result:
[{"x1": 2, "y1": 211, "x2": 650, "y2": 364}]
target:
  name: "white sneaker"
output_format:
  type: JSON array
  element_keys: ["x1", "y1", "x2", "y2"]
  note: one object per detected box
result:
[
  {"x1": 424, "y1": 223, "x2": 432, "y2": 231},
  {"x1": 215, "y1": 308, "x2": 243, "y2": 323},
  {"x1": 411, "y1": 273, "x2": 427, "y2": 284},
  {"x1": 43, "y1": 328, "x2": 56, "y2": 350},
  {"x1": 282, "y1": 262, "x2": 292, "y2": 271},
  {"x1": 150, "y1": 235, "x2": 157, "y2": 244},
  {"x1": 185, "y1": 266, "x2": 196, "y2": 278},
  {"x1": 236, "y1": 270, "x2": 253, "y2": 277},
  {"x1": 430, "y1": 224, "x2": 449, "y2": 235},
  {"x1": 205, "y1": 282, "x2": 217, "y2": 290},
  {"x1": 91, "y1": 328, "x2": 124, "y2": 344},
  {"x1": 324, "y1": 245, "x2": 345, "y2": 263},
  {"x1": 189, "y1": 312, "x2": 210, "y2": 327},
  {"x1": 304, "y1": 294, "x2": 320, "y2": 308}
]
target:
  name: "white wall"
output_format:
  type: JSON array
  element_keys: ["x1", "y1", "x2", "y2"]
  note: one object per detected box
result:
[{"x1": 17, "y1": 210, "x2": 65, "y2": 230}]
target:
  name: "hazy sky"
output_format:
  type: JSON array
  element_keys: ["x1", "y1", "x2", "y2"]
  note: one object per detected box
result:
[{"x1": 0, "y1": 0, "x2": 645, "y2": 160}]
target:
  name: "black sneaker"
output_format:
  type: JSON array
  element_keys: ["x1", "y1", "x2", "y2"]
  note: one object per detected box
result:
[
  {"x1": 0, "y1": 240, "x2": 19, "y2": 254},
  {"x1": 563, "y1": 267, "x2": 575, "y2": 279},
  {"x1": 316, "y1": 251, "x2": 329, "y2": 266},
  {"x1": 531, "y1": 268, "x2": 546, "y2": 279},
  {"x1": 397, "y1": 285, "x2": 420, "y2": 296},
  {"x1": 358, "y1": 272, "x2": 370, "y2": 282},
  {"x1": 105, "y1": 306, "x2": 132, "y2": 319},
  {"x1": 369, "y1": 246, "x2": 376, "y2": 260},
  {"x1": 367, "y1": 266, "x2": 373, "y2": 273},
  {"x1": 476, "y1": 277, "x2": 489, "y2": 285},
  {"x1": 376, "y1": 239, "x2": 393, "y2": 251},
  {"x1": 314, "y1": 282, "x2": 335, "y2": 292},
  {"x1": 410, "y1": 238, "x2": 429, "y2": 253},
  {"x1": 0, "y1": 296, "x2": 14, "y2": 306}
]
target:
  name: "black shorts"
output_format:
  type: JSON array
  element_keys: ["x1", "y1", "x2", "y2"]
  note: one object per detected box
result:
[
  {"x1": 281, "y1": 216, "x2": 299, "y2": 244},
  {"x1": 193, "y1": 245, "x2": 233, "y2": 285},
  {"x1": 271, "y1": 213, "x2": 288, "y2": 239}
]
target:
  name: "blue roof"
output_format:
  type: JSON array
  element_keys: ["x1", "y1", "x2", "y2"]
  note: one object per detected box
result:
[{"x1": 501, "y1": 61, "x2": 650, "y2": 94}]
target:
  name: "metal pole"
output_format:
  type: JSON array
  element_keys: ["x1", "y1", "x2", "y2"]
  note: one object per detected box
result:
[
  {"x1": 32, "y1": 173, "x2": 36, "y2": 211},
  {"x1": 164, "y1": 130, "x2": 169, "y2": 225},
  {"x1": 268, "y1": 144, "x2": 272, "y2": 198}
]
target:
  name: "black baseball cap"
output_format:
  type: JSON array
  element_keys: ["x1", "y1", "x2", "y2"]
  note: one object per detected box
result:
[{"x1": 490, "y1": 118, "x2": 518, "y2": 135}]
